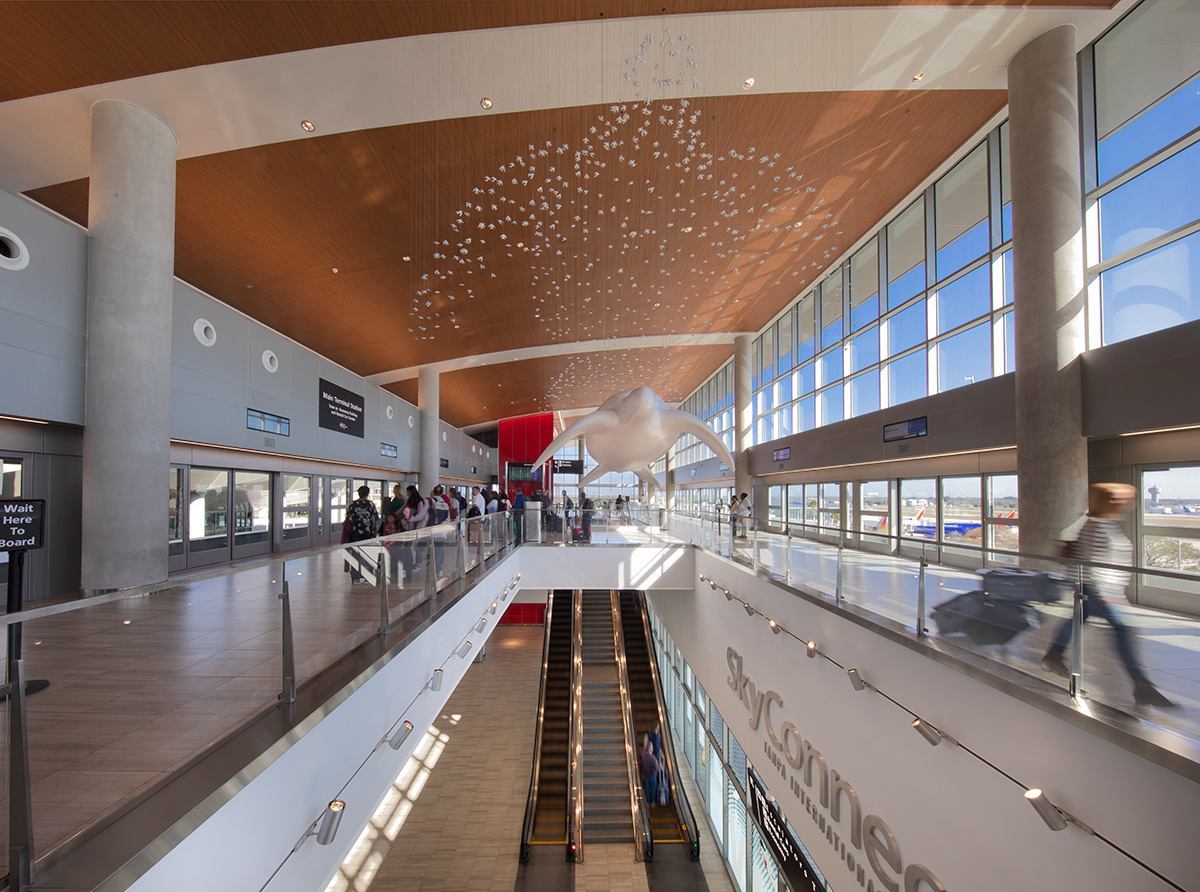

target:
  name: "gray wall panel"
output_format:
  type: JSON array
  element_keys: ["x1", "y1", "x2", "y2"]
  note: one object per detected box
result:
[{"x1": 0, "y1": 191, "x2": 88, "y2": 425}]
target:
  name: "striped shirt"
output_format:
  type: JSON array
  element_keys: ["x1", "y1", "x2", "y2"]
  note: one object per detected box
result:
[{"x1": 1070, "y1": 517, "x2": 1133, "y2": 595}]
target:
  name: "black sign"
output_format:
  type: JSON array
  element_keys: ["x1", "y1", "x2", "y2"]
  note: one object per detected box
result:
[
  {"x1": 883, "y1": 415, "x2": 927, "y2": 443},
  {"x1": 1, "y1": 499, "x2": 45, "y2": 551},
  {"x1": 551, "y1": 458, "x2": 584, "y2": 475},
  {"x1": 507, "y1": 462, "x2": 540, "y2": 483},
  {"x1": 439, "y1": 458, "x2": 450, "y2": 469},
  {"x1": 318, "y1": 378, "x2": 365, "y2": 438},
  {"x1": 747, "y1": 770, "x2": 821, "y2": 892},
  {"x1": 772, "y1": 447, "x2": 791, "y2": 462}
]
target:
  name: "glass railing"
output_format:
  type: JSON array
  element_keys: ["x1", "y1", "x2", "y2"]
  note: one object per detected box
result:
[
  {"x1": 659, "y1": 510, "x2": 1200, "y2": 745},
  {"x1": 0, "y1": 511, "x2": 516, "y2": 879}
]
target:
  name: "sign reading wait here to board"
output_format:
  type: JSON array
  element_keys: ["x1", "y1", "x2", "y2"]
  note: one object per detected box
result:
[{"x1": 1, "y1": 499, "x2": 45, "y2": 551}]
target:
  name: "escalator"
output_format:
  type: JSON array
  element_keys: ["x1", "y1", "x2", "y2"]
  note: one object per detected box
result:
[
  {"x1": 519, "y1": 590, "x2": 574, "y2": 861},
  {"x1": 620, "y1": 590, "x2": 701, "y2": 859}
]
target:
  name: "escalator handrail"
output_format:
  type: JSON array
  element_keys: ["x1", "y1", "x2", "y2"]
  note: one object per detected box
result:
[
  {"x1": 610, "y1": 591, "x2": 655, "y2": 862},
  {"x1": 519, "y1": 590, "x2": 558, "y2": 861},
  {"x1": 568, "y1": 590, "x2": 585, "y2": 862},
  {"x1": 635, "y1": 592, "x2": 702, "y2": 858}
]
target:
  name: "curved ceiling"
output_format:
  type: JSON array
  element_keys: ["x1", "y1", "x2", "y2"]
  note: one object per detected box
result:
[{"x1": 3, "y1": 1, "x2": 1122, "y2": 428}]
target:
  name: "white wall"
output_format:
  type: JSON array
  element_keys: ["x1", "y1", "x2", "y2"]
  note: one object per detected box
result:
[
  {"x1": 649, "y1": 553, "x2": 1198, "y2": 892},
  {"x1": 119, "y1": 553, "x2": 522, "y2": 892}
]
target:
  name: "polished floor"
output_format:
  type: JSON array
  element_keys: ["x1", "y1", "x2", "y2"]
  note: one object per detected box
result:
[{"x1": 324, "y1": 624, "x2": 734, "y2": 892}]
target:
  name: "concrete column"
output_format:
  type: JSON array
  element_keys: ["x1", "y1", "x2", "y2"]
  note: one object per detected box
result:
[
  {"x1": 418, "y1": 366, "x2": 440, "y2": 495},
  {"x1": 733, "y1": 335, "x2": 753, "y2": 499},
  {"x1": 81, "y1": 101, "x2": 176, "y2": 592},
  {"x1": 1007, "y1": 25, "x2": 1089, "y2": 558}
]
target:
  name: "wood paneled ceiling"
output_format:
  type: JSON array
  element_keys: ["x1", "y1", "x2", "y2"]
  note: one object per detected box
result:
[{"x1": 8, "y1": 2, "x2": 1117, "y2": 429}]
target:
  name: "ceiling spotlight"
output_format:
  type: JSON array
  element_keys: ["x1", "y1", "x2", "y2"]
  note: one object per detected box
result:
[
  {"x1": 707, "y1": 579, "x2": 717, "y2": 590},
  {"x1": 431, "y1": 669, "x2": 443, "y2": 692},
  {"x1": 402, "y1": 255, "x2": 411, "y2": 262},
  {"x1": 481, "y1": 97, "x2": 493, "y2": 109},
  {"x1": 724, "y1": 589, "x2": 734, "y2": 601},
  {"x1": 806, "y1": 640, "x2": 817, "y2": 659},
  {"x1": 301, "y1": 120, "x2": 316, "y2": 132},
  {"x1": 475, "y1": 618, "x2": 487, "y2": 633},
  {"x1": 769, "y1": 619, "x2": 782, "y2": 635},
  {"x1": 682, "y1": 226, "x2": 693, "y2": 233},
  {"x1": 743, "y1": 76, "x2": 755, "y2": 90},
  {"x1": 458, "y1": 641, "x2": 473, "y2": 659},
  {"x1": 1025, "y1": 789, "x2": 1068, "y2": 831},
  {"x1": 743, "y1": 603, "x2": 755, "y2": 617},
  {"x1": 848, "y1": 669, "x2": 867, "y2": 691},
  {"x1": 912, "y1": 72, "x2": 924, "y2": 83},
  {"x1": 490, "y1": 601, "x2": 498, "y2": 615}
]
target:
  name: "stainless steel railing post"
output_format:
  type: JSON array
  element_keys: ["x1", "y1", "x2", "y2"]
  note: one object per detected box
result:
[
  {"x1": 279, "y1": 570, "x2": 296, "y2": 704},
  {"x1": 377, "y1": 552, "x2": 389, "y2": 635},
  {"x1": 7, "y1": 658, "x2": 35, "y2": 892},
  {"x1": 1070, "y1": 563, "x2": 1085, "y2": 700},
  {"x1": 835, "y1": 526, "x2": 845, "y2": 607},
  {"x1": 916, "y1": 549, "x2": 929, "y2": 638}
]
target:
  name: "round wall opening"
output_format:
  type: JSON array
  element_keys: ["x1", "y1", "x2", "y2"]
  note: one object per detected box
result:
[
  {"x1": 386, "y1": 405, "x2": 394, "y2": 420},
  {"x1": 0, "y1": 228, "x2": 30, "y2": 271},
  {"x1": 193, "y1": 318, "x2": 217, "y2": 346},
  {"x1": 262, "y1": 350, "x2": 279, "y2": 373},
  {"x1": 407, "y1": 415, "x2": 414, "y2": 428}
]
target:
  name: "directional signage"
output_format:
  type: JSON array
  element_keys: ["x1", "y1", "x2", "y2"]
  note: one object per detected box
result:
[
  {"x1": 747, "y1": 770, "x2": 821, "y2": 892},
  {"x1": 1, "y1": 499, "x2": 45, "y2": 551}
]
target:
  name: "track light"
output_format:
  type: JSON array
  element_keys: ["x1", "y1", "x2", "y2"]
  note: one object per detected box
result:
[
  {"x1": 768, "y1": 619, "x2": 782, "y2": 634},
  {"x1": 743, "y1": 603, "x2": 755, "y2": 616},
  {"x1": 698, "y1": 573, "x2": 705, "y2": 581},
  {"x1": 316, "y1": 800, "x2": 345, "y2": 845},
  {"x1": 806, "y1": 641, "x2": 817, "y2": 658},
  {"x1": 501, "y1": 588, "x2": 510, "y2": 600},
  {"x1": 1025, "y1": 789, "x2": 1068, "y2": 831},
  {"x1": 458, "y1": 640, "x2": 473, "y2": 659},
  {"x1": 475, "y1": 618, "x2": 487, "y2": 633},
  {"x1": 388, "y1": 720, "x2": 414, "y2": 750},
  {"x1": 724, "y1": 589, "x2": 734, "y2": 601},
  {"x1": 708, "y1": 579, "x2": 717, "y2": 590},
  {"x1": 431, "y1": 669, "x2": 443, "y2": 691},
  {"x1": 848, "y1": 669, "x2": 866, "y2": 691},
  {"x1": 911, "y1": 718, "x2": 944, "y2": 746},
  {"x1": 490, "y1": 601, "x2": 498, "y2": 615}
]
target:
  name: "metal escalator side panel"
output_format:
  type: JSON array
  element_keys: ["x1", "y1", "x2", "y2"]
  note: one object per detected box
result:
[
  {"x1": 609, "y1": 590, "x2": 655, "y2": 862},
  {"x1": 520, "y1": 590, "x2": 560, "y2": 860},
  {"x1": 567, "y1": 589, "x2": 584, "y2": 862},
  {"x1": 626, "y1": 590, "x2": 702, "y2": 860}
]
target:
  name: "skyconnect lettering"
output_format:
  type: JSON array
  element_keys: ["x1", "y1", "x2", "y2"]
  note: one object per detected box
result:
[{"x1": 727, "y1": 647, "x2": 946, "y2": 892}]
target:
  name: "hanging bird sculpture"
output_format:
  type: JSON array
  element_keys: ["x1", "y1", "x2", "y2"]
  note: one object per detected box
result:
[{"x1": 533, "y1": 387, "x2": 734, "y2": 491}]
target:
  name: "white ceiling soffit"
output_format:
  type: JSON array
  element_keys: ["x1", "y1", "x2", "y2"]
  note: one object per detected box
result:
[
  {"x1": 0, "y1": 5, "x2": 1124, "y2": 194},
  {"x1": 365, "y1": 332, "x2": 753, "y2": 385}
]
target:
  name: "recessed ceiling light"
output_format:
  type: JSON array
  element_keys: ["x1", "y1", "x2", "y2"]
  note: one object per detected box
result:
[
  {"x1": 301, "y1": 120, "x2": 315, "y2": 132},
  {"x1": 682, "y1": 226, "x2": 693, "y2": 233},
  {"x1": 332, "y1": 268, "x2": 338, "y2": 273},
  {"x1": 481, "y1": 97, "x2": 493, "y2": 109},
  {"x1": 912, "y1": 72, "x2": 924, "y2": 83},
  {"x1": 402, "y1": 255, "x2": 411, "y2": 262},
  {"x1": 743, "y1": 77, "x2": 755, "y2": 90}
]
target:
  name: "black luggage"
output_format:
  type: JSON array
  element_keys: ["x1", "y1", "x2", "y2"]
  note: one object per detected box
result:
[
  {"x1": 932, "y1": 591, "x2": 1032, "y2": 645},
  {"x1": 978, "y1": 568, "x2": 1069, "y2": 603}
]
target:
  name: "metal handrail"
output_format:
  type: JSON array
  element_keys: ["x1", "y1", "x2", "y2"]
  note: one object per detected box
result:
[
  {"x1": 635, "y1": 591, "x2": 701, "y2": 860},
  {"x1": 567, "y1": 590, "x2": 585, "y2": 862},
  {"x1": 518, "y1": 590, "x2": 558, "y2": 863},
  {"x1": 609, "y1": 591, "x2": 654, "y2": 863}
]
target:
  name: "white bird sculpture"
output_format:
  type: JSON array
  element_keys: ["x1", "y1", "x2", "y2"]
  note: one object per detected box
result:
[{"x1": 533, "y1": 387, "x2": 735, "y2": 490}]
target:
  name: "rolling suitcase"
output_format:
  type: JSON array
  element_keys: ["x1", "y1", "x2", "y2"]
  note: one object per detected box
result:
[
  {"x1": 978, "y1": 568, "x2": 1069, "y2": 603},
  {"x1": 932, "y1": 591, "x2": 1033, "y2": 645}
]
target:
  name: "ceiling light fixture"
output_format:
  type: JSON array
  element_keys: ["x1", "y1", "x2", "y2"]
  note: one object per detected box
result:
[
  {"x1": 912, "y1": 72, "x2": 924, "y2": 83},
  {"x1": 481, "y1": 97, "x2": 493, "y2": 109},
  {"x1": 743, "y1": 77, "x2": 755, "y2": 90},
  {"x1": 301, "y1": 120, "x2": 316, "y2": 132}
]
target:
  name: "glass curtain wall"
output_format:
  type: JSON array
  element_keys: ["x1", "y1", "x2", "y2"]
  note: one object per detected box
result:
[{"x1": 648, "y1": 605, "x2": 824, "y2": 892}]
